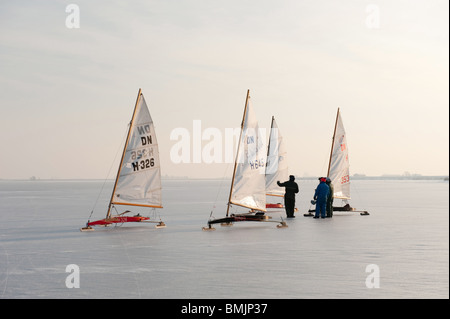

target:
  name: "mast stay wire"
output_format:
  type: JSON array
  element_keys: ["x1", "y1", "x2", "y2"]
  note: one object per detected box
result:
[
  {"x1": 210, "y1": 161, "x2": 233, "y2": 218},
  {"x1": 87, "y1": 123, "x2": 130, "y2": 221}
]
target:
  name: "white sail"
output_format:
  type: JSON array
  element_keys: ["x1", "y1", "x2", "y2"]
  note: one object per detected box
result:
[
  {"x1": 229, "y1": 95, "x2": 266, "y2": 211},
  {"x1": 265, "y1": 117, "x2": 288, "y2": 197},
  {"x1": 328, "y1": 109, "x2": 350, "y2": 199},
  {"x1": 112, "y1": 92, "x2": 162, "y2": 208}
]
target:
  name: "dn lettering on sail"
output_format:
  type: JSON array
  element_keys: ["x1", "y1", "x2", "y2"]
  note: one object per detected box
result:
[
  {"x1": 244, "y1": 129, "x2": 265, "y2": 170},
  {"x1": 137, "y1": 124, "x2": 152, "y2": 146},
  {"x1": 249, "y1": 158, "x2": 265, "y2": 170}
]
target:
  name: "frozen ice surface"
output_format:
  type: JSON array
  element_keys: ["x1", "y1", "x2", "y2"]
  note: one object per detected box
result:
[{"x1": 0, "y1": 179, "x2": 448, "y2": 298}]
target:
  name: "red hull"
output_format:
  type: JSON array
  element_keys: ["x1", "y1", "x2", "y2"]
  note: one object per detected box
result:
[
  {"x1": 266, "y1": 203, "x2": 283, "y2": 208},
  {"x1": 87, "y1": 215, "x2": 150, "y2": 226}
]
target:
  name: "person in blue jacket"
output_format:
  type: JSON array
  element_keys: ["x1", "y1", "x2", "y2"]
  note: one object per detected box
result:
[{"x1": 313, "y1": 177, "x2": 330, "y2": 218}]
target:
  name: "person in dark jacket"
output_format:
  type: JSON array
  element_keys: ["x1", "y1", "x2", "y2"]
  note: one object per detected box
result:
[
  {"x1": 326, "y1": 177, "x2": 334, "y2": 218},
  {"x1": 277, "y1": 175, "x2": 299, "y2": 218},
  {"x1": 314, "y1": 177, "x2": 330, "y2": 218}
]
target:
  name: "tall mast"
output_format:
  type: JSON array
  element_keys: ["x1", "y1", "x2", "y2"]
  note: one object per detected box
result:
[
  {"x1": 226, "y1": 89, "x2": 250, "y2": 217},
  {"x1": 327, "y1": 107, "x2": 340, "y2": 178},
  {"x1": 106, "y1": 88, "x2": 142, "y2": 218},
  {"x1": 266, "y1": 116, "x2": 275, "y2": 158}
]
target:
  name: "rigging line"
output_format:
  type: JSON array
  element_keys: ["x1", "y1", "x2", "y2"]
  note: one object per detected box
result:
[
  {"x1": 350, "y1": 179, "x2": 368, "y2": 211},
  {"x1": 211, "y1": 161, "x2": 232, "y2": 215},
  {"x1": 88, "y1": 123, "x2": 130, "y2": 219},
  {"x1": 113, "y1": 205, "x2": 119, "y2": 214}
]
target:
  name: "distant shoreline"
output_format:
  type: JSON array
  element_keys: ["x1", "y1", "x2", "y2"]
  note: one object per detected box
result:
[{"x1": 1, "y1": 175, "x2": 448, "y2": 182}]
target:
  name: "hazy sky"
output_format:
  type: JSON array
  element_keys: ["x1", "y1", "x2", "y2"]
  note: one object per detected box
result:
[{"x1": 0, "y1": 0, "x2": 448, "y2": 179}]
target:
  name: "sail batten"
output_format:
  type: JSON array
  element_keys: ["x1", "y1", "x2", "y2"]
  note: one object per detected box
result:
[
  {"x1": 111, "y1": 202, "x2": 163, "y2": 208},
  {"x1": 266, "y1": 193, "x2": 284, "y2": 198},
  {"x1": 229, "y1": 201, "x2": 263, "y2": 211}
]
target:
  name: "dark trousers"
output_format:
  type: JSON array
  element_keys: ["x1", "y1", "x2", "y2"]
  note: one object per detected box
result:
[
  {"x1": 284, "y1": 196, "x2": 295, "y2": 217},
  {"x1": 315, "y1": 199, "x2": 327, "y2": 218},
  {"x1": 326, "y1": 199, "x2": 333, "y2": 217}
]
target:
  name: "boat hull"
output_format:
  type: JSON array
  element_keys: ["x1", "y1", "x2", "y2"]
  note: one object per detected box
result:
[
  {"x1": 266, "y1": 203, "x2": 283, "y2": 208},
  {"x1": 87, "y1": 215, "x2": 150, "y2": 226},
  {"x1": 207, "y1": 213, "x2": 270, "y2": 226},
  {"x1": 304, "y1": 204, "x2": 369, "y2": 216},
  {"x1": 203, "y1": 212, "x2": 287, "y2": 230}
]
